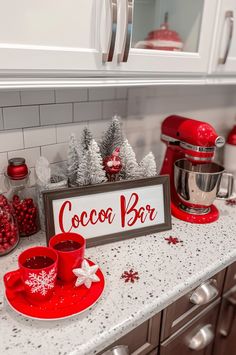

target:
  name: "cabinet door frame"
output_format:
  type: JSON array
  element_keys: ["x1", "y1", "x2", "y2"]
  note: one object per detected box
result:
[
  {"x1": 0, "y1": 0, "x2": 114, "y2": 74},
  {"x1": 210, "y1": 0, "x2": 236, "y2": 74},
  {"x1": 115, "y1": 0, "x2": 219, "y2": 74}
]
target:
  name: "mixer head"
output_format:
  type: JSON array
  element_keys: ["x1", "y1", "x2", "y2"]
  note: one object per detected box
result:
[{"x1": 161, "y1": 115, "x2": 225, "y2": 163}]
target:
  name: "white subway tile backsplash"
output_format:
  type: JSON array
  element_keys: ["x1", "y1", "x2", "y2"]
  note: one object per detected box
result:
[
  {"x1": 20, "y1": 90, "x2": 55, "y2": 105},
  {"x1": 3, "y1": 106, "x2": 39, "y2": 129},
  {"x1": 0, "y1": 91, "x2": 20, "y2": 107},
  {"x1": 89, "y1": 87, "x2": 116, "y2": 101},
  {"x1": 8, "y1": 147, "x2": 40, "y2": 168},
  {"x1": 102, "y1": 100, "x2": 127, "y2": 119},
  {"x1": 74, "y1": 101, "x2": 102, "y2": 122},
  {"x1": 40, "y1": 103, "x2": 72, "y2": 126},
  {"x1": 88, "y1": 120, "x2": 110, "y2": 140},
  {"x1": 0, "y1": 109, "x2": 3, "y2": 130},
  {"x1": 23, "y1": 126, "x2": 56, "y2": 148},
  {"x1": 41, "y1": 143, "x2": 68, "y2": 163},
  {"x1": 0, "y1": 85, "x2": 234, "y2": 194},
  {"x1": 0, "y1": 130, "x2": 24, "y2": 153},
  {"x1": 0, "y1": 174, "x2": 8, "y2": 193},
  {"x1": 0, "y1": 152, "x2": 8, "y2": 174},
  {"x1": 55, "y1": 89, "x2": 87, "y2": 103},
  {"x1": 116, "y1": 88, "x2": 128, "y2": 100},
  {"x1": 56, "y1": 122, "x2": 88, "y2": 143}
]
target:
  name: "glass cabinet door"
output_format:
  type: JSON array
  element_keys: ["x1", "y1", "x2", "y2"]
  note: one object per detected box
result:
[
  {"x1": 117, "y1": 0, "x2": 218, "y2": 74},
  {"x1": 132, "y1": 0, "x2": 204, "y2": 53}
]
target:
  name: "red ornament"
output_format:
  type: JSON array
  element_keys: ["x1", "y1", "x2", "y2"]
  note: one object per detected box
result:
[
  {"x1": 165, "y1": 236, "x2": 183, "y2": 245},
  {"x1": 121, "y1": 269, "x2": 139, "y2": 283},
  {"x1": 103, "y1": 147, "x2": 122, "y2": 181},
  {"x1": 226, "y1": 199, "x2": 236, "y2": 206}
]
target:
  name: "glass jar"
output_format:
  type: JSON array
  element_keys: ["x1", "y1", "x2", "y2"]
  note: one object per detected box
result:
[
  {"x1": 6, "y1": 158, "x2": 39, "y2": 237},
  {"x1": 0, "y1": 194, "x2": 19, "y2": 256}
]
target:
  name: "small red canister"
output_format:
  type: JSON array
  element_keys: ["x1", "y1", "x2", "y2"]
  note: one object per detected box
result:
[{"x1": 7, "y1": 158, "x2": 28, "y2": 180}]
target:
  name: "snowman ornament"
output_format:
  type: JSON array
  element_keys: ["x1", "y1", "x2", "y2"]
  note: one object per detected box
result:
[{"x1": 103, "y1": 147, "x2": 122, "y2": 181}]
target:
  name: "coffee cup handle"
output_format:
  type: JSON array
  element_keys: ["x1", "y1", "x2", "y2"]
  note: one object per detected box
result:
[
  {"x1": 217, "y1": 173, "x2": 234, "y2": 199},
  {"x1": 4, "y1": 269, "x2": 25, "y2": 300}
]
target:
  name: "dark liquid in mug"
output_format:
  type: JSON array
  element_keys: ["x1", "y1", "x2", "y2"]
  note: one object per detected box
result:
[
  {"x1": 23, "y1": 256, "x2": 54, "y2": 269},
  {"x1": 54, "y1": 240, "x2": 82, "y2": 252}
]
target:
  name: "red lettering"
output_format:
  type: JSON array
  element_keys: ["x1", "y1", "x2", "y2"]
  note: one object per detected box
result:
[
  {"x1": 59, "y1": 200, "x2": 73, "y2": 233},
  {"x1": 120, "y1": 193, "x2": 157, "y2": 228},
  {"x1": 120, "y1": 193, "x2": 139, "y2": 227},
  {"x1": 58, "y1": 200, "x2": 115, "y2": 232},
  {"x1": 146, "y1": 204, "x2": 157, "y2": 220}
]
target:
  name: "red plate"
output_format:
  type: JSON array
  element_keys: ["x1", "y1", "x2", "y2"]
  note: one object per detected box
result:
[{"x1": 5, "y1": 259, "x2": 105, "y2": 320}]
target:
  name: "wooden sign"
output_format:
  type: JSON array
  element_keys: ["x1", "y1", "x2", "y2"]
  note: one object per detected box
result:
[{"x1": 43, "y1": 176, "x2": 171, "y2": 247}]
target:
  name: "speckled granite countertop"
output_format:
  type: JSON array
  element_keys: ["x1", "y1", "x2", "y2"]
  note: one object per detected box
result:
[{"x1": 0, "y1": 200, "x2": 236, "y2": 355}]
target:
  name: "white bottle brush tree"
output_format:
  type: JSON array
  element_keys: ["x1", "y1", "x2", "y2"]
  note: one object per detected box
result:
[
  {"x1": 100, "y1": 116, "x2": 124, "y2": 158},
  {"x1": 139, "y1": 152, "x2": 157, "y2": 177},
  {"x1": 119, "y1": 139, "x2": 141, "y2": 180},
  {"x1": 76, "y1": 139, "x2": 107, "y2": 186},
  {"x1": 67, "y1": 133, "x2": 80, "y2": 186},
  {"x1": 81, "y1": 127, "x2": 93, "y2": 152}
]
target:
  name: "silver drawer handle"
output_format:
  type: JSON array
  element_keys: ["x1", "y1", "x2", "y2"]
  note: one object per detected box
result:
[
  {"x1": 190, "y1": 279, "x2": 219, "y2": 305},
  {"x1": 102, "y1": 345, "x2": 129, "y2": 355},
  {"x1": 118, "y1": 0, "x2": 133, "y2": 63},
  {"x1": 103, "y1": 0, "x2": 117, "y2": 63},
  {"x1": 188, "y1": 324, "x2": 214, "y2": 350},
  {"x1": 219, "y1": 10, "x2": 234, "y2": 65}
]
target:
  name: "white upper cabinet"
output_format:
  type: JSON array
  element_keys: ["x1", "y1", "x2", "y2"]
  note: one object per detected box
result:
[
  {"x1": 210, "y1": 0, "x2": 236, "y2": 74},
  {"x1": 0, "y1": 0, "x2": 235, "y2": 87},
  {"x1": 114, "y1": 0, "x2": 218, "y2": 74},
  {"x1": 0, "y1": 0, "x2": 115, "y2": 73}
]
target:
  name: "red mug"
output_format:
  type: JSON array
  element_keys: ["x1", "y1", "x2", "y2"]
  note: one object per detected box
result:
[
  {"x1": 49, "y1": 233, "x2": 85, "y2": 283},
  {"x1": 4, "y1": 246, "x2": 58, "y2": 302}
]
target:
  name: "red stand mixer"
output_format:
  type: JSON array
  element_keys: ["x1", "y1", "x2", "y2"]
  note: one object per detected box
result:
[{"x1": 160, "y1": 115, "x2": 233, "y2": 224}]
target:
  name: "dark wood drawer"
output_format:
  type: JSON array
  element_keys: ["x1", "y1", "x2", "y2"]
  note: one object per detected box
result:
[
  {"x1": 160, "y1": 300, "x2": 220, "y2": 355},
  {"x1": 161, "y1": 269, "x2": 225, "y2": 341},
  {"x1": 213, "y1": 285, "x2": 236, "y2": 355},
  {"x1": 223, "y1": 261, "x2": 236, "y2": 293},
  {"x1": 98, "y1": 313, "x2": 161, "y2": 355}
]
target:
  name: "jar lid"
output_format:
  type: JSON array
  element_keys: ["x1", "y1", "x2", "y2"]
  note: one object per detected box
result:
[
  {"x1": 8, "y1": 157, "x2": 26, "y2": 166},
  {"x1": 7, "y1": 157, "x2": 29, "y2": 180}
]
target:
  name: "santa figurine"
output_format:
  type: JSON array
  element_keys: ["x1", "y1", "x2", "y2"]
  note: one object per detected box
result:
[{"x1": 103, "y1": 147, "x2": 122, "y2": 181}]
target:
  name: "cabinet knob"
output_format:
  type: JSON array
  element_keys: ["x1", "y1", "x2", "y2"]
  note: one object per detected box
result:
[
  {"x1": 188, "y1": 324, "x2": 214, "y2": 350},
  {"x1": 190, "y1": 279, "x2": 219, "y2": 305},
  {"x1": 102, "y1": 345, "x2": 129, "y2": 355}
]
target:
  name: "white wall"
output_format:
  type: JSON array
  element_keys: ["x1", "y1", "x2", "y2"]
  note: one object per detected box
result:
[
  {"x1": 0, "y1": 88, "x2": 127, "y2": 193},
  {"x1": 125, "y1": 85, "x2": 236, "y2": 171},
  {"x1": 0, "y1": 85, "x2": 235, "y2": 193}
]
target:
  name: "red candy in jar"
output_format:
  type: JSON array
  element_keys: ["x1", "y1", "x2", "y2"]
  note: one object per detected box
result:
[
  {"x1": 0, "y1": 194, "x2": 19, "y2": 256},
  {"x1": 6, "y1": 158, "x2": 39, "y2": 237}
]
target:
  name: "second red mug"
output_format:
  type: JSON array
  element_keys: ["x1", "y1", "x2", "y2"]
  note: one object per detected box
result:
[{"x1": 49, "y1": 232, "x2": 85, "y2": 283}]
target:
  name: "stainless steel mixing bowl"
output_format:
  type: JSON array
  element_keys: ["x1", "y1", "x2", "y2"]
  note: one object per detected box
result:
[{"x1": 174, "y1": 159, "x2": 233, "y2": 214}]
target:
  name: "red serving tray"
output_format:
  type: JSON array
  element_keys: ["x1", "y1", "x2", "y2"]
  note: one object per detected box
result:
[{"x1": 5, "y1": 259, "x2": 105, "y2": 320}]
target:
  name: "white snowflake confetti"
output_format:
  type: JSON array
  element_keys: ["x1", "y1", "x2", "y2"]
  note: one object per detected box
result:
[
  {"x1": 73, "y1": 260, "x2": 100, "y2": 289},
  {"x1": 25, "y1": 267, "x2": 57, "y2": 296}
]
